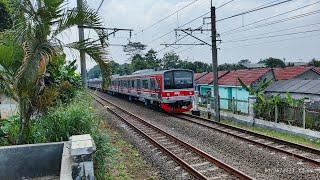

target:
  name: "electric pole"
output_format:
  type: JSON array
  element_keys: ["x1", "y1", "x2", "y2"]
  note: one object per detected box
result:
[
  {"x1": 211, "y1": 4, "x2": 220, "y2": 121},
  {"x1": 77, "y1": 0, "x2": 87, "y2": 87}
]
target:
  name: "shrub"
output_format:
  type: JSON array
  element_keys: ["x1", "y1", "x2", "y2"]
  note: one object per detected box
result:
[{"x1": 1, "y1": 91, "x2": 112, "y2": 178}]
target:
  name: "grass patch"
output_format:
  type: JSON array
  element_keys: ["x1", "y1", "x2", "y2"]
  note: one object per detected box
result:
[
  {"x1": 93, "y1": 103, "x2": 157, "y2": 180},
  {"x1": 222, "y1": 119, "x2": 320, "y2": 149}
]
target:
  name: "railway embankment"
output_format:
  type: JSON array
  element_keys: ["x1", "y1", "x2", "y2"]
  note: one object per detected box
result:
[{"x1": 94, "y1": 91, "x2": 320, "y2": 179}]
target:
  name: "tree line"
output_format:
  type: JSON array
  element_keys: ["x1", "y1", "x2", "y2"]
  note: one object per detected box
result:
[{"x1": 88, "y1": 42, "x2": 320, "y2": 79}]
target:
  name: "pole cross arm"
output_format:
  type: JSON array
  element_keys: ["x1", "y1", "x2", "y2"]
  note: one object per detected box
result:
[{"x1": 180, "y1": 30, "x2": 212, "y2": 46}]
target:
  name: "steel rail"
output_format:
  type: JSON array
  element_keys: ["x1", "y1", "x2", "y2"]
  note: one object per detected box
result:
[
  {"x1": 90, "y1": 91, "x2": 254, "y2": 180},
  {"x1": 175, "y1": 113, "x2": 320, "y2": 166}
]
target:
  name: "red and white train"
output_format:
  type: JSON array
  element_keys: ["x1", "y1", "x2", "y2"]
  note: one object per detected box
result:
[{"x1": 88, "y1": 69, "x2": 195, "y2": 113}]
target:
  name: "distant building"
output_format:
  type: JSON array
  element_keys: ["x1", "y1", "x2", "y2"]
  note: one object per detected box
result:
[
  {"x1": 242, "y1": 63, "x2": 266, "y2": 69},
  {"x1": 273, "y1": 66, "x2": 320, "y2": 80},
  {"x1": 264, "y1": 79, "x2": 320, "y2": 103},
  {"x1": 198, "y1": 68, "x2": 275, "y2": 113}
]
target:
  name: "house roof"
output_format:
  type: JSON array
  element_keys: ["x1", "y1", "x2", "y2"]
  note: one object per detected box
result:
[
  {"x1": 196, "y1": 71, "x2": 229, "y2": 84},
  {"x1": 314, "y1": 67, "x2": 320, "y2": 74},
  {"x1": 218, "y1": 68, "x2": 272, "y2": 86},
  {"x1": 265, "y1": 79, "x2": 320, "y2": 95},
  {"x1": 273, "y1": 66, "x2": 314, "y2": 80},
  {"x1": 194, "y1": 72, "x2": 209, "y2": 81}
]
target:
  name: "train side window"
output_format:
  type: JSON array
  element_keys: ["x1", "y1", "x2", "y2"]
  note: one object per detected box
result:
[
  {"x1": 150, "y1": 79, "x2": 156, "y2": 90},
  {"x1": 137, "y1": 79, "x2": 141, "y2": 88},
  {"x1": 131, "y1": 80, "x2": 135, "y2": 88},
  {"x1": 142, "y1": 79, "x2": 149, "y2": 89},
  {"x1": 127, "y1": 80, "x2": 130, "y2": 88}
]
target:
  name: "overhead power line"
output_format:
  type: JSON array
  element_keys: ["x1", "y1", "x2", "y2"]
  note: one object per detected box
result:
[
  {"x1": 136, "y1": 0, "x2": 202, "y2": 36},
  {"x1": 222, "y1": 29, "x2": 320, "y2": 43},
  {"x1": 216, "y1": 0, "x2": 295, "y2": 22},
  {"x1": 148, "y1": 0, "x2": 236, "y2": 46},
  {"x1": 222, "y1": 22, "x2": 320, "y2": 42},
  {"x1": 221, "y1": 9, "x2": 320, "y2": 36},
  {"x1": 220, "y1": 0, "x2": 320, "y2": 35},
  {"x1": 221, "y1": 33, "x2": 320, "y2": 49}
]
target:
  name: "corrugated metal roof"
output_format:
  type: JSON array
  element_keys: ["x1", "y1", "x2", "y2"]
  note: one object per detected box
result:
[
  {"x1": 194, "y1": 72, "x2": 209, "y2": 81},
  {"x1": 273, "y1": 66, "x2": 312, "y2": 80},
  {"x1": 218, "y1": 68, "x2": 271, "y2": 86},
  {"x1": 196, "y1": 71, "x2": 229, "y2": 84},
  {"x1": 265, "y1": 79, "x2": 320, "y2": 95}
]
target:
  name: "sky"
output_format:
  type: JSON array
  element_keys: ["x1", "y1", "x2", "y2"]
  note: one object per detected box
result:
[{"x1": 63, "y1": 0, "x2": 320, "y2": 71}]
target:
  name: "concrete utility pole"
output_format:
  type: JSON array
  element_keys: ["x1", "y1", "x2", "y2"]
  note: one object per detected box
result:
[
  {"x1": 211, "y1": 2, "x2": 220, "y2": 121},
  {"x1": 77, "y1": 0, "x2": 87, "y2": 87}
]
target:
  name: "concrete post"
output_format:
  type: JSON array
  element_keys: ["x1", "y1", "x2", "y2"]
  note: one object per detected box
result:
[
  {"x1": 303, "y1": 103, "x2": 306, "y2": 129},
  {"x1": 70, "y1": 134, "x2": 96, "y2": 180},
  {"x1": 232, "y1": 97, "x2": 235, "y2": 114},
  {"x1": 248, "y1": 95, "x2": 257, "y2": 118},
  {"x1": 275, "y1": 104, "x2": 278, "y2": 123},
  {"x1": 192, "y1": 91, "x2": 200, "y2": 116}
]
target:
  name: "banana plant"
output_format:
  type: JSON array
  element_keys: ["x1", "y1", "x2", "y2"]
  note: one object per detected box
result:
[{"x1": 238, "y1": 77, "x2": 272, "y2": 103}]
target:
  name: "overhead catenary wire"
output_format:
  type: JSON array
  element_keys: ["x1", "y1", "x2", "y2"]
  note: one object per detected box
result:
[
  {"x1": 151, "y1": 0, "x2": 238, "y2": 51},
  {"x1": 221, "y1": 33, "x2": 320, "y2": 49},
  {"x1": 135, "y1": 0, "x2": 203, "y2": 36},
  {"x1": 148, "y1": 0, "x2": 239, "y2": 45},
  {"x1": 222, "y1": 22, "x2": 320, "y2": 42},
  {"x1": 222, "y1": 28, "x2": 320, "y2": 43},
  {"x1": 216, "y1": 0, "x2": 295, "y2": 22},
  {"x1": 220, "y1": 0, "x2": 320, "y2": 35}
]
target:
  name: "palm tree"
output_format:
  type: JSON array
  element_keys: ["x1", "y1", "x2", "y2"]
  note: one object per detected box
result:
[{"x1": 0, "y1": 0, "x2": 111, "y2": 144}]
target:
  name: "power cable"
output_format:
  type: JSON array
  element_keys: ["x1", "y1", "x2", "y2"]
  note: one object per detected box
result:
[
  {"x1": 220, "y1": 0, "x2": 320, "y2": 35},
  {"x1": 216, "y1": 0, "x2": 295, "y2": 22},
  {"x1": 222, "y1": 28, "x2": 320, "y2": 43},
  {"x1": 222, "y1": 22, "x2": 320, "y2": 42},
  {"x1": 135, "y1": 0, "x2": 203, "y2": 36},
  {"x1": 221, "y1": 33, "x2": 320, "y2": 49}
]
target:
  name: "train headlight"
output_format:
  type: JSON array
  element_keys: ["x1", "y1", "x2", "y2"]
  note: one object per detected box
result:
[
  {"x1": 189, "y1": 92, "x2": 193, "y2": 95},
  {"x1": 166, "y1": 93, "x2": 170, "y2": 97}
]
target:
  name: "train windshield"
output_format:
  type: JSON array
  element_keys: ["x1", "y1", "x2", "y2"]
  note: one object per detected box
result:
[{"x1": 164, "y1": 70, "x2": 193, "y2": 89}]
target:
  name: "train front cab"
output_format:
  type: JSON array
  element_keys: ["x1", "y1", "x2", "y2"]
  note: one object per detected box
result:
[{"x1": 160, "y1": 70, "x2": 194, "y2": 113}]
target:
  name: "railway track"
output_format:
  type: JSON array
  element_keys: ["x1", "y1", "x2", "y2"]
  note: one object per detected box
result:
[
  {"x1": 90, "y1": 91, "x2": 253, "y2": 180},
  {"x1": 174, "y1": 113, "x2": 320, "y2": 167}
]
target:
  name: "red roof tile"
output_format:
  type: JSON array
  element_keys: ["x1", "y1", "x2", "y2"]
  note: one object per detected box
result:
[
  {"x1": 273, "y1": 66, "x2": 312, "y2": 80},
  {"x1": 194, "y1": 72, "x2": 209, "y2": 81},
  {"x1": 196, "y1": 71, "x2": 229, "y2": 84},
  {"x1": 218, "y1": 68, "x2": 271, "y2": 86},
  {"x1": 313, "y1": 67, "x2": 320, "y2": 74}
]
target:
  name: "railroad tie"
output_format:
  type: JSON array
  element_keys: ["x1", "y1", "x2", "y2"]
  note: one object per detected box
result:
[
  {"x1": 198, "y1": 167, "x2": 219, "y2": 173},
  {"x1": 191, "y1": 161, "x2": 210, "y2": 168},
  {"x1": 207, "y1": 174, "x2": 228, "y2": 180}
]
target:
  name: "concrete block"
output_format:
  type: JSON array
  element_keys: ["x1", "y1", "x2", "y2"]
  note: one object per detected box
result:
[{"x1": 70, "y1": 134, "x2": 96, "y2": 156}]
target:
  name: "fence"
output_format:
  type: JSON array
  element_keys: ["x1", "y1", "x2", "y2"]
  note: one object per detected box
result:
[
  {"x1": 196, "y1": 95, "x2": 320, "y2": 131},
  {"x1": 198, "y1": 95, "x2": 249, "y2": 115},
  {"x1": 256, "y1": 104, "x2": 320, "y2": 131}
]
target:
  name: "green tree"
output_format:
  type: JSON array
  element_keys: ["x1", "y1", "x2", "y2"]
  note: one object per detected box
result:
[
  {"x1": 123, "y1": 41, "x2": 146, "y2": 58},
  {"x1": 145, "y1": 49, "x2": 160, "y2": 69},
  {"x1": 131, "y1": 54, "x2": 147, "y2": 71},
  {"x1": 308, "y1": 58, "x2": 320, "y2": 67},
  {"x1": 259, "y1": 57, "x2": 285, "y2": 68},
  {"x1": 162, "y1": 52, "x2": 181, "y2": 69},
  {"x1": 87, "y1": 65, "x2": 101, "y2": 79},
  {"x1": 238, "y1": 59, "x2": 251, "y2": 65},
  {"x1": 0, "y1": 0, "x2": 110, "y2": 144},
  {"x1": 0, "y1": 0, "x2": 12, "y2": 31}
]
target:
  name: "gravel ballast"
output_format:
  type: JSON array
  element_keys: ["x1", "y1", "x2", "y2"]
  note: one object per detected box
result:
[
  {"x1": 94, "y1": 100, "x2": 195, "y2": 179},
  {"x1": 95, "y1": 91, "x2": 320, "y2": 179}
]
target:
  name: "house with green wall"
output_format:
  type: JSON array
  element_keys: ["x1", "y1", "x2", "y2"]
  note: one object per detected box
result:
[{"x1": 197, "y1": 68, "x2": 275, "y2": 113}]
